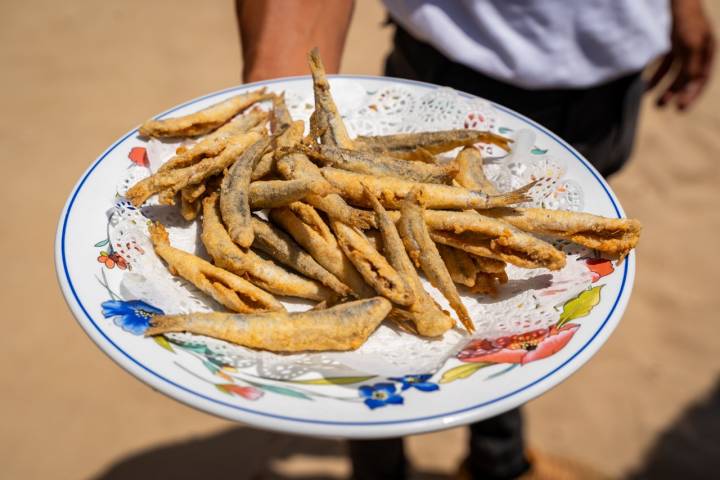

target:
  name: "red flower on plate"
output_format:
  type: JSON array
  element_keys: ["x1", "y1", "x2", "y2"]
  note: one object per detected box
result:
[
  {"x1": 97, "y1": 251, "x2": 129, "y2": 270},
  {"x1": 216, "y1": 383, "x2": 264, "y2": 400},
  {"x1": 457, "y1": 324, "x2": 580, "y2": 365},
  {"x1": 128, "y1": 147, "x2": 149, "y2": 167},
  {"x1": 585, "y1": 258, "x2": 614, "y2": 283}
]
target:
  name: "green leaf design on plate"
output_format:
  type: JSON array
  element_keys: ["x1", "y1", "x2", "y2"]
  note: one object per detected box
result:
[
  {"x1": 153, "y1": 335, "x2": 174, "y2": 353},
  {"x1": 259, "y1": 384, "x2": 313, "y2": 400},
  {"x1": 557, "y1": 285, "x2": 603, "y2": 328},
  {"x1": 178, "y1": 343, "x2": 213, "y2": 356},
  {"x1": 289, "y1": 376, "x2": 375, "y2": 386},
  {"x1": 531, "y1": 147, "x2": 548, "y2": 155},
  {"x1": 94, "y1": 239, "x2": 109, "y2": 248},
  {"x1": 498, "y1": 127, "x2": 513, "y2": 134},
  {"x1": 202, "y1": 360, "x2": 221, "y2": 375},
  {"x1": 439, "y1": 363, "x2": 493, "y2": 384}
]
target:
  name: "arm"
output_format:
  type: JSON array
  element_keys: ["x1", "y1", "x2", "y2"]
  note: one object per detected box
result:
[
  {"x1": 647, "y1": 0, "x2": 715, "y2": 110},
  {"x1": 236, "y1": 0, "x2": 355, "y2": 83}
]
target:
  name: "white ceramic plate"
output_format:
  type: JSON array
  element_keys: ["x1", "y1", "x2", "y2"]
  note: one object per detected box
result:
[{"x1": 55, "y1": 76, "x2": 634, "y2": 438}]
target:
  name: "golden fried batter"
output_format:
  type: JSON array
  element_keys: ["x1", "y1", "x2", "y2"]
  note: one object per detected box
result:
[
  {"x1": 301, "y1": 144, "x2": 458, "y2": 184},
  {"x1": 277, "y1": 153, "x2": 376, "y2": 229},
  {"x1": 248, "y1": 179, "x2": 335, "y2": 209},
  {"x1": 126, "y1": 130, "x2": 265, "y2": 207},
  {"x1": 148, "y1": 222, "x2": 283, "y2": 313},
  {"x1": 453, "y1": 146, "x2": 499, "y2": 194},
  {"x1": 147, "y1": 297, "x2": 392, "y2": 352},
  {"x1": 484, "y1": 207, "x2": 642, "y2": 258},
  {"x1": 201, "y1": 194, "x2": 335, "y2": 301},
  {"x1": 354, "y1": 129, "x2": 511, "y2": 159},
  {"x1": 220, "y1": 137, "x2": 272, "y2": 247},
  {"x1": 139, "y1": 88, "x2": 271, "y2": 138},
  {"x1": 330, "y1": 219, "x2": 414, "y2": 307},
  {"x1": 157, "y1": 109, "x2": 268, "y2": 173},
  {"x1": 321, "y1": 167, "x2": 534, "y2": 210},
  {"x1": 251, "y1": 216, "x2": 353, "y2": 295},
  {"x1": 269, "y1": 203, "x2": 367, "y2": 297},
  {"x1": 398, "y1": 188, "x2": 474, "y2": 333},
  {"x1": 364, "y1": 186, "x2": 454, "y2": 337},
  {"x1": 308, "y1": 48, "x2": 355, "y2": 149}
]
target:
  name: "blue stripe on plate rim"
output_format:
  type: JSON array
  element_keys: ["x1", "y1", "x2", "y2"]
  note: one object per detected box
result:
[{"x1": 55, "y1": 74, "x2": 631, "y2": 430}]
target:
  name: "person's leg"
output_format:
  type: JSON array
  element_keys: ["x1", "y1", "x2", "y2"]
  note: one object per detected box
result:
[
  {"x1": 347, "y1": 437, "x2": 407, "y2": 480},
  {"x1": 465, "y1": 408, "x2": 531, "y2": 479}
]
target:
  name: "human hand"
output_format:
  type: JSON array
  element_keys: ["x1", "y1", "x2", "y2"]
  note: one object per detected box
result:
[{"x1": 648, "y1": 0, "x2": 715, "y2": 110}]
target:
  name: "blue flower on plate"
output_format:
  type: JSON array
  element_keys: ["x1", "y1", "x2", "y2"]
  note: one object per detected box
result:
[
  {"x1": 359, "y1": 383, "x2": 404, "y2": 409},
  {"x1": 101, "y1": 300, "x2": 164, "y2": 335},
  {"x1": 389, "y1": 374, "x2": 439, "y2": 392}
]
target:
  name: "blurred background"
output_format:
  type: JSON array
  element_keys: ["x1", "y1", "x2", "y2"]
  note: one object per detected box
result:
[{"x1": 2, "y1": 1, "x2": 719, "y2": 478}]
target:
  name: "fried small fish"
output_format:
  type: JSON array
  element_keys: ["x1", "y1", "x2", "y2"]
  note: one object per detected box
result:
[
  {"x1": 483, "y1": 207, "x2": 642, "y2": 258},
  {"x1": 248, "y1": 178, "x2": 335, "y2": 209},
  {"x1": 354, "y1": 129, "x2": 511, "y2": 159},
  {"x1": 321, "y1": 167, "x2": 534, "y2": 210},
  {"x1": 126, "y1": 130, "x2": 265, "y2": 207},
  {"x1": 139, "y1": 88, "x2": 271, "y2": 138},
  {"x1": 147, "y1": 297, "x2": 392, "y2": 352},
  {"x1": 398, "y1": 188, "x2": 474, "y2": 333},
  {"x1": 453, "y1": 146, "x2": 499, "y2": 194},
  {"x1": 472, "y1": 272, "x2": 501, "y2": 296},
  {"x1": 364, "y1": 186, "x2": 454, "y2": 337},
  {"x1": 277, "y1": 153, "x2": 376, "y2": 229},
  {"x1": 251, "y1": 216, "x2": 352, "y2": 295},
  {"x1": 437, "y1": 244, "x2": 479, "y2": 288},
  {"x1": 157, "y1": 109, "x2": 268, "y2": 173},
  {"x1": 301, "y1": 144, "x2": 458, "y2": 184},
  {"x1": 148, "y1": 222, "x2": 283, "y2": 313},
  {"x1": 252, "y1": 94, "x2": 305, "y2": 180},
  {"x1": 269, "y1": 203, "x2": 366, "y2": 297},
  {"x1": 330, "y1": 219, "x2": 415, "y2": 307},
  {"x1": 179, "y1": 191, "x2": 201, "y2": 221},
  {"x1": 220, "y1": 137, "x2": 272, "y2": 247},
  {"x1": 201, "y1": 193, "x2": 336, "y2": 301},
  {"x1": 308, "y1": 48, "x2": 355, "y2": 149},
  {"x1": 415, "y1": 209, "x2": 566, "y2": 270}
]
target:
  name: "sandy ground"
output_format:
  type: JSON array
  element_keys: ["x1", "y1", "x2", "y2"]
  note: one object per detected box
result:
[{"x1": 2, "y1": 1, "x2": 719, "y2": 478}]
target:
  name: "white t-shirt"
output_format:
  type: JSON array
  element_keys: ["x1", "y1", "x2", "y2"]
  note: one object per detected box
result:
[{"x1": 383, "y1": 0, "x2": 671, "y2": 88}]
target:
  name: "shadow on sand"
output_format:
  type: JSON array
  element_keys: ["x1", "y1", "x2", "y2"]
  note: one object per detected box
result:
[
  {"x1": 627, "y1": 378, "x2": 720, "y2": 479},
  {"x1": 93, "y1": 427, "x2": 448, "y2": 480},
  {"x1": 94, "y1": 378, "x2": 720, "y2": 479}
]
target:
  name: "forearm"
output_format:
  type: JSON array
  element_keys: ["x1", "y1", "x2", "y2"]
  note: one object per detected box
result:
[{"x1": 237, "y1": 0, "x2": 355, "y2": 83}]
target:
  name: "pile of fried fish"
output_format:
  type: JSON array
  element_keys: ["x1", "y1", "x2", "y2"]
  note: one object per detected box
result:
[{"x1": 130, "y1": 49, "x2": 641, "y2": 352}]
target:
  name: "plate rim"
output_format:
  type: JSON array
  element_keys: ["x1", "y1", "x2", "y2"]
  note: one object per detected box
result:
[{"x1": 54, "y1": 74, "x2": 635, "y2": 438}]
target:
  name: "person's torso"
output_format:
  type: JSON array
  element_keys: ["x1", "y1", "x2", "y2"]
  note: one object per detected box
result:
[{"x1": 382, "y1": 0, "x2": 671, "y2": 88}]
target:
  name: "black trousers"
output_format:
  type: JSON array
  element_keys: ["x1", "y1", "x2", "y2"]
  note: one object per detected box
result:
[{"x1": 348, "y1": 24, "x2": 645, "y2": 480}]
